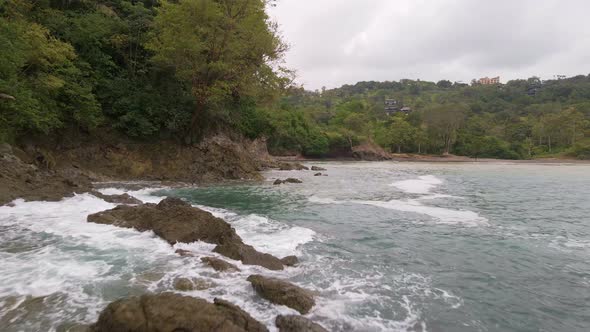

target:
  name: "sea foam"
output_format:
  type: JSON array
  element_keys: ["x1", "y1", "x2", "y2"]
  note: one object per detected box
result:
[{"x1": 391, "y1": 175, "x2": 443, "y2": 194}]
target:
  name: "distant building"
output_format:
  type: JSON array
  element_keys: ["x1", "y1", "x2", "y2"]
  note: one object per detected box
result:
[
  {"x1": 384, "y1": 99, "x2": 412, "y2": 115},
  {"x1": 477, "y1": 76, "x2": 500, "y2": 85}
]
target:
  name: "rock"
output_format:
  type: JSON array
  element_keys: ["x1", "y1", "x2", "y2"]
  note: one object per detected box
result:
[
  {"x1": 90, "y1": 293, "x2": 268, "y2": 332},
  {"x1": 352, "y1": 143, "x2": 392, "y2": 161},
  {"x1": 314, "y1": 173, "x2": 322, "y2": 176},
  {"x1": 88, "y1": 198, "x2": 284, "y2": 270},
  {"x1": 173, "y1": 277, "x2": 215, "y2": 291},
  {"x1": 278, "y1": 162, "x2": 309, "y2": 171},
  {"x1": 310, "y1": 166, "x2": 326, "y2": 171},
  {"x1": 215, "y1": 242, "x2": 284, "y2": 271},
  {"x1": 247, "y1": 275, "x2": 315, "y2": 314},
  {"x1": 275, "y1": 315, "x2": 328, "y2": 332},
  {"x1": 273, "y1": 179, "x2": 283, "y2": 185},
  {"x1": 175, "y1": 249, "x2": 196, "y2": 257},
  {"x1": 283, "y1": 178, "x2": 302, "y2": 184},
  {"x1": 201, "y1": 256, "x2": 240, "y2": 272},
  {"x1": 280, "y1": 256, "x2": 299, "y2": 267},
  {"x1": 173, "y1": 278, "x2": 195, "y2": 291},
  {"x1": 91, "y1": 191, "x2": 142, "y2": 204}
]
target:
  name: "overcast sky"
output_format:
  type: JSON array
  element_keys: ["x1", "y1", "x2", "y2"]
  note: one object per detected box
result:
[{"x1": 268, "y1": 0, "x2": 590, "y2": 90}]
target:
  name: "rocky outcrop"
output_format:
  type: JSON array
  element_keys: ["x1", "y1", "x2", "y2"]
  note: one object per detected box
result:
[
  {"x1": 310, "y1": 166, "x2": 326, "y2": 171},
  {"x1": 90, "y1": 191, "x2": 142, "y2": 205},
  {"x1": 275, "y1": 315, "x2": 328, "y2": 332},
  {"x1": 278, "y1": 162, "x2": 309, "y2": 171},
  {"x1": 214, "y1": 242, "x2": 284, "y2": 271},
  {"x1": 352, "y1": 142, "x2": 392, "y2": 161},
  {"x1": 201, "y1": 256, "x2": 241, "y2": 272},
  {"x1": 173, "y1": 277, "x2": 215, "y2": 291},
  {"x1": 0, "y1": 144, "x2": 94, "y2": 205},
  {"x1": 88, "y1": 198, "x2": 284, "y2": 270},
  {"x1": 274, "y1": 178, "x2": 303, "y2": 185},
  {"x1": 247, "y1": 275, "x2": 315, "y2": 314},
  {"x1": 90, "y1": 293, "x2": 268, "y2": 332},
  {"x1": 280, "y1": 256, "x2": 299, "y2": 267}
]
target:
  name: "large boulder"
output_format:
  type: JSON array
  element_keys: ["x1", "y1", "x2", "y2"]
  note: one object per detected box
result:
[
  {"x1": 87, "y1": 198, "x2": 240, "y2": 245},
  {"x1": 90, "y1": 293, "x2": 268, "y2": 332},
  {"x1": 351, "y1": 142, "x2": 392, "y2": 161},
  {"x1": 88, "y1": 198, "x2": 284, "y2": 270},
  {"x1": 310, "y1": 166, "x2": 326, "y2": 171},
  {"x1": 247, "y1": 275, "x2": 315, "y2": 314},
  {"x1": 90, "y1": 191, "x2": 142, "y2": 205},
  {"x1": 275, "y1": 315, "x2": 328, "y2": 332},
  {"x1": 280, "y1": 256, "x2": 299, "y2": 267}
]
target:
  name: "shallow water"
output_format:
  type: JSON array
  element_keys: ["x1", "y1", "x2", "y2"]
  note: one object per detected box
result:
[{"x1": 1, "y1": 162, "x2": 590, "y2": 331}]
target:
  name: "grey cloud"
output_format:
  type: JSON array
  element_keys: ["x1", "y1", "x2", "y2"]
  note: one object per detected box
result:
[{"x1": 269, "y1": 0, "x2": 590, "y2": 89}]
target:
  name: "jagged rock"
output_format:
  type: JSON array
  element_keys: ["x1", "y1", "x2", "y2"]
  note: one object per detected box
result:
[
  {"x1": 314, "y1": 173, "x2": 322, "y2": 176},
  {"x1": 90, "y1": 293, "x2": 268, "y2": 332},
  {"x1": 283, "y1": 178, "x2": 302, "y2": 184},
  {"x1": 91, "y1": 191, "x2": 142, "y2": 204},
  {"x1": 175, "y1": 249, "x2": 196, "y2": 257},
  {"x1": 278, "y1": 162, "x2": 309, "y2": 171},
  {"x1": 201, "y1": 256, "x2": 240, "y2": 272},
  {"x1": 214, "y1": 242, "x2": 283, "y2": 271},
  {"x1": 273, "y1": 179, "x2": 283, "y2": 185},
  {"x1": 247, "y1": 275, "x2": 315, "y2": 314},
  {"x1": 310, "y1": 166, "x2": 326, "y2": 171},
  {"x1": 173, "y1": 277, "x2": 215, "y2": 291},
  {"x1": 275, "y1": 315, "x2": 328, "y2": 332},
  {"x1": 352, "y1": 143, "x2": 392, "y2": 161},
  {"x1": 280, "y1": 256, "x2": 299, "y2": 267},
  {"x1": 88, "y1": 198, "x2": 284, "y2": 270}
]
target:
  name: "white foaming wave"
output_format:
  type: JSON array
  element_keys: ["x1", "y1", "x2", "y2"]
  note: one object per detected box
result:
[
  {"x1": 308, "y1": 195, "x2": 488, "y2": 227},
  {"x1": 356, "y1": 199, "x2": 489, "y2": 227},
  {"x1": 391, "y1": 175, "x2": 443, "y2": 194}
]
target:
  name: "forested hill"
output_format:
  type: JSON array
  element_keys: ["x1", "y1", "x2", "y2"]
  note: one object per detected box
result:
[
  {"x1": 0, "y1": 0, "x2": 289, "y2": 144},
  {"x1": 272, "y1": 76, "x2": 590, "y2": 159}
]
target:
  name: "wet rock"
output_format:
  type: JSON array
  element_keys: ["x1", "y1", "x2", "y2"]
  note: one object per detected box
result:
[
  {"x1": 90, "y1": 292, "x2": 268, "y2": 332},
  {"x1": 278, "y1": 162, "x2": 309, "y2": 171},
  {"x1": 283, "y1": 178, "x2": 302, "y2": 184},
  {"x1": 275, "y1": 315, "x2": 328, "y2": 332},
  {"x1": 88, "y1": 197, "x2": 284, "y2": 270},
  {"x1": 314, "y1": 173, "x2": 322, "y2": 176},
  {"x1": 91, "y1": 191, "x2": 142, "y2": 205},
  {"x1": 175, "y1": 249, "x2": 196, "y2": 257},
  {"x1": 247, "y1": 275, "x2": 315, "y2": 314},
  {"x1": 310, "y1": 166, "x2": 326, "y2": 171},
  {"x1": 201, "y1": 256, "x2": 240, "y2": 272},
  {"x1": 173, "y1": 277, "x2": 215, "y2": 291},
  {"x1": 215, "y1": 242, "x2": 284, "y2": 271},
  {"x1": 280, "y1": 256, "x2": 299, "y2": 267},
  {"x1": 273, "y1": 179, "x2": 283, "y2": 185}
]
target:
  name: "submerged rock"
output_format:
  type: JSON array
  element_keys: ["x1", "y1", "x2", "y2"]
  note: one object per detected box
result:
[
  {"x1": 314, "y1": 173, "x2": 322, "y2": 176},
  {"x1": 247, "y1": 275, "x2": 315, "y2": 314},
  {"x1": 90, "y1": 191, "x2": 142, "y2": 205},
  {"x1": 201, "y1": 256, "x2": 240, "y2": 272},
  {"x1": 214, "y1": 242, "x2": 284, "y2": 271},
  {"x1": 310, "y1": 166, "x2": 326, "y2": 171},
  {"x1": 175, "y1": 249, "x2": 196, "y2": 257},
  {"x1": 278, "y1": 162, "x2": 309, "y2": 171},
  {"x1": 90, "y1": 293, "x2": 268, "y2": 332},
  {"x1": 273, "y1": 179, "x2": 283, "y2": 185},
  {"x1": 283, "y1": 178, "x2": 302, "y2": 184},
  {"x1": 275, "y1": 315, "x2": 328, "y2": 332},
  {"x1": 173, "y1": 277, "x2": 215, "y2": 291},
  {"x1": 88, "y1": 197, "x2": 284, "y2": 270},
  {"x1": 280, "y1": 256, "x2": 299, "y2": 267}
]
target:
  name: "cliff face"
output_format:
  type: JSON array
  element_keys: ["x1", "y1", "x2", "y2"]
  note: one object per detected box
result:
[{"x1": 0, "y1": 134, "x2": 266, "y2": 205}]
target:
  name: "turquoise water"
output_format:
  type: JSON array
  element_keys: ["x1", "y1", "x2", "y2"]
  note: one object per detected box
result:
[
  {"x1": 1, "y1": 162, "x2": 589, "y2": 331},
  {"x1": 169, "y1": 162, "x2": 590, "y2": 331}
]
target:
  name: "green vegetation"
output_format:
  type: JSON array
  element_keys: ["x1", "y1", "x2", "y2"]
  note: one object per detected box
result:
[
  {"x1": 270, "y1": 77, "x2": 590, "y2": 159},
  {"x1": 1, "y1": 0, "x2": 590, "y2": 160}
]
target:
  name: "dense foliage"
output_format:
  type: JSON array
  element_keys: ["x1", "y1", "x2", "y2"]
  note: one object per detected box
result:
[
  {"x1": 266, "y1": 76, "x2": 590, "y2": 159},
  {"x1": 0, "y1": 0, "x2": 288, "y2": 142}
]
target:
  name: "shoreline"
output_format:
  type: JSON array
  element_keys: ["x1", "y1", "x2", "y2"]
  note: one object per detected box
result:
[{"x1": 274, "y1": 154, "x2": 590, "y2": 164}]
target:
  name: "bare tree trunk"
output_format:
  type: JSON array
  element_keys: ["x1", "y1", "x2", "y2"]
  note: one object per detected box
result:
[{"x1": 548, "y1": 136, "x2": 552, "y2": 152}]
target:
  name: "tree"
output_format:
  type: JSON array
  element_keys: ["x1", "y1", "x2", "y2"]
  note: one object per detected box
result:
[
  {"x1": 147, "y1": 0, "x2": 288, "y2": 141},
  {"x1": 423, "y1": 104, "x2": 467, "y2": 154}
]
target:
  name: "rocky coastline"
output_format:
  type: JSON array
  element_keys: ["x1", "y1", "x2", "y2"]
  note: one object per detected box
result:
[{"x1": 0, "y1": 139, "x2": 330, "y2": 331}]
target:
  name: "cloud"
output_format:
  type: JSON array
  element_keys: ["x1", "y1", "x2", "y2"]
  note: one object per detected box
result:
[{"x1": 268, "y1": 0, "x2": 590, "y2": 89}]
